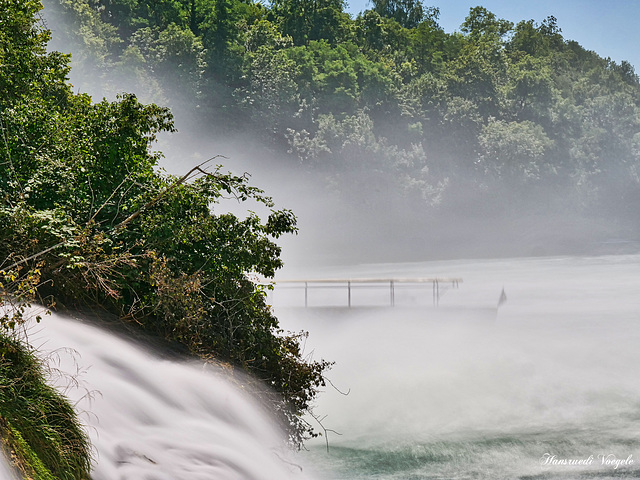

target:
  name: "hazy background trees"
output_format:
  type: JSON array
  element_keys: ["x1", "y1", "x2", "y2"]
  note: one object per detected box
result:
[{"x1": 42, "y1": 0, "x2": 640, "y2": 261}]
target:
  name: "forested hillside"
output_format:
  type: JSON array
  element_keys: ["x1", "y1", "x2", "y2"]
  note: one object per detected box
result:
[{"x1": 44, "y1": 0, "x2": 640, "y2": 257}]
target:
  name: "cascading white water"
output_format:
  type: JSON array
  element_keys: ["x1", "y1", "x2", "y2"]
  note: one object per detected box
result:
[
  {"x1": 0, "y1": 455, "x2": 19, "y2": 479},
  {"x1": 12, "y1": 310, "x2": 314, "y2": 480},
  {"x1": 275, "y1": 254, "x2": 640, "y2": 479}
]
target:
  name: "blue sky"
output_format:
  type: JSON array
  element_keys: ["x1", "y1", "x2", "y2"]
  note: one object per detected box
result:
[{"x1": 344, "y1": 0, "x2": 640, "y2": 72}]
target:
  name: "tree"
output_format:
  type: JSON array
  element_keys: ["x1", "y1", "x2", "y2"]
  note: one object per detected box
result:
[
  {"x1": 269, "y1": 0, "x2": 347, "y2": 46},
  {"x1": 504, "y1": 54, "x2": 553, "y2": 121},
  {"x1": 43, "y1": 0, "x2": 640, "y2": 251},
  {"x1": 2, "y1": 0, "x2": 330, "y2": 447},
  {"x1": 477, "y1": 118, "x2": 554, "y2": 182},
  {"x1": 237, "y1": 40, "x2": 305, "y2": 141},
  {"x1": 409, "y1": 10, "x2": 446, "y2": 73},
  {"x1": 444, "y1": 43, "x2": 504, "y2": 118},
  {"x1": 124, "y1": 23, "x2": 207, "y2": 105},
  {"x1": 0, "y1": 1, "x2": 71, "y2": 108},
  {"x1": 371, "y1": 0, "x2": 434, "y2": 29},
  {"x1": 443, "y1": 8, "x2": 513, "y2": 119},
  {"x1": 460, "y1": 6, "x2": 513, "y2": 42}
]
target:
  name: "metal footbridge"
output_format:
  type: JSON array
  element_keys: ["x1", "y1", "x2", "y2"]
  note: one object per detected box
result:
[{"x1": 270, "y1": 277, "x2": 462, "y2": 308}]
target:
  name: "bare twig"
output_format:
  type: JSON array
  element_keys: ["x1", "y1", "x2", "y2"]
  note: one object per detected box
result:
[
  {"x1": 1, "y1": 241, "x2": 66, "y2": 272},
  {"x1": 88, "y1": 174, "x2": 134, "y2": 225},
  {"x1": 271, "y1": 450, "x2": 303, "y2": 472},
  {"x1": 114, "y1": 156, "x2": 226, "y2": 231},
  {"x1": 308, "y1": 410, "x2": 342, "y2": 453},
  {"x1": 326, "y1": 377, "x2": 350, "y2": 396}
]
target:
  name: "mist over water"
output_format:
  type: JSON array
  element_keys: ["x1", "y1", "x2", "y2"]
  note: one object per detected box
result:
[
  {"x1": 274, "y1": 254, "x2": 640, "y2": 479},
  {"x1": 3, "y1": 255, "x2": 637, "y2": 479}
]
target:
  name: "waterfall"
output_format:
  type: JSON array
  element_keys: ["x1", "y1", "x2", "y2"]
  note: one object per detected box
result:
[
  {"x1": 0, "y1": 456, "x2": 19, "y2": 480},
  {"x1": 14, "y1": 310, "x2": 312, "y2": 480}
]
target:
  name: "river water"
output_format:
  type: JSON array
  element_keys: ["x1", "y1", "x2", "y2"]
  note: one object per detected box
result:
[
  {"x1": 274, "y1": 254, "x2": 640, "y2": 479},
  {"x1": 2, "y1": 254, "x2": 639, "y2": 479}
]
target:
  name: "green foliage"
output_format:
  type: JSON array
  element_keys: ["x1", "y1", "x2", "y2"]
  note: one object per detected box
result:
[
  {"x1": 0, "y1": 264, "x2": 50, "y2": 332},
  {"x1": 0, "y1": 334, "x2": 92, "y2": 479},
  {"x1": 43, "y1": 0, "x2": 122, "y2": 71},
  {"x1": 0, "y1": 1, "x2": 71, "y2": 108},
  {"x1": 2, "y1": 0, "x2": 332, "y2": 448},
  {"x1": 503, "y1": 54, "x2": 553, "y2": 121},
  {"x1": 237, "y1": 37, "x2": 303, "y2": 138},
  {"x1": 269, "y1": 0, "x2": 347, "y2": 45},
  {"x1": 460, "y1": 6, "x2": 513, "y2": 42},
  {"x1": 124, "y1": 23, "x2": 207, "y2": 102},
  {"x1": 478, "y1": 118, "x2": 554, "y2": 182},
  {"x1": 371, "y1": 0, "x2": 434, "y2": 29}
]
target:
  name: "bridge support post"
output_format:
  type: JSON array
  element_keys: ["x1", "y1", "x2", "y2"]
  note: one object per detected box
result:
[
  {"x1": 390, "y1": 280, "x2": 395, "y2": 306},
  {"x1": 433, "y1": 280, "x2": 440, "y2": 307}
]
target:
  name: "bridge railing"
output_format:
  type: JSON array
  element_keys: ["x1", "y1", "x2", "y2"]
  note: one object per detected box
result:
[{"x1": 268, "y1": 278, "x2": 462, "y2": 307}]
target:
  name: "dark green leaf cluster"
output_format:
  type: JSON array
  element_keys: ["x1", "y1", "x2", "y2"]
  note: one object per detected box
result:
[{"x1": 1, "y1": 0, "x2": 330, "y2": 447}]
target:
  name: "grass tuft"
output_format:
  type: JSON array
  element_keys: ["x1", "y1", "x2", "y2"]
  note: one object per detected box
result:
[{"x1": 0, "y1": 334, "x2": 92, "y2": 480}]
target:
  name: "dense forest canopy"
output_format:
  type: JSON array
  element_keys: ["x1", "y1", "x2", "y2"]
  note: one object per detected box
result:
[{"x1": 42, "y1": 0, "x2": 640, "y2": 259}]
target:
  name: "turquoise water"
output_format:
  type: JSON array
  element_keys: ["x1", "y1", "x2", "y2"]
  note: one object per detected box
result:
[{"x1": 275, "y1": 255, "x2": 640, "y2": 479}]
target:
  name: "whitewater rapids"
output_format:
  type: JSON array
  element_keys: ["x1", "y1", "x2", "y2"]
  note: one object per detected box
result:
[{"x1": 7, "y1": 309, "x2": 311, "y2": 480}]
